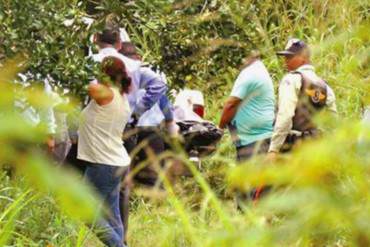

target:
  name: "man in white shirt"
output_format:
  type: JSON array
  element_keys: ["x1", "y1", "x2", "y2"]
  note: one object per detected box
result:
[{"x1": 173, "y1": 89, "x2": 205, "y2": 122}]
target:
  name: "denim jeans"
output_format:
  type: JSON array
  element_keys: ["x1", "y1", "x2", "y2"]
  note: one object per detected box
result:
[{"x1": 84, "y1": 162, "x2": 127, "y2": 247}]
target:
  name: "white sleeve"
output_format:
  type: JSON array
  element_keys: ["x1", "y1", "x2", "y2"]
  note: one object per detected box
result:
[
  {"x1": 326, "y1": 85, "x2": 338, "y2": 114},
  {"x1": 40, "y1": 80, "x2": 57, "y2": 135},
  {"x1": 269, "y1": 75, "x2": 301, "y2": 152}
]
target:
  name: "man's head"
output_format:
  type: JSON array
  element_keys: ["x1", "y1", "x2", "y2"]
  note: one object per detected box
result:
[
  {"x1": 277, "y1": 39, "x2": 310, "y2": 71},
  {"x1": 119, "y1": 42, "x2": 141, "y2": 61},
  {"x1": 95, "y1": 28, "x2": 121, "y2": 50}
]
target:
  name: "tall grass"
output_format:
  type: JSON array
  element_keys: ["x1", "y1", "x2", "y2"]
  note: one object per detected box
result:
[
  {"x1": 125, "y1": 1, "x2": 369, "y2": 246},
  {"x1": 0, "y1": 0, "x2": 369, "y2": 246}
]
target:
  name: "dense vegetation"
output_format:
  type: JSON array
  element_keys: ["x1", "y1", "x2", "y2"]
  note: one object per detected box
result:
[{"x1": 0, "y1": 0, "x2": 369, "y2": 246}]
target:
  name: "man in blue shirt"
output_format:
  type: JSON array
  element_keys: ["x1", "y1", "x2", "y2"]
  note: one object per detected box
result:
[
  {"x1": 92, "y1": 29, "x2": 167, "y2": 119},
  {"x1": 118, "y1": 42, "x2": 176, "y2": 244},
  {"x1": 118, "y1": 42, "x2": 175, "y2": 179},
  {"x1": 219, "y1": 52, "x2": 275, "y2": 161}
]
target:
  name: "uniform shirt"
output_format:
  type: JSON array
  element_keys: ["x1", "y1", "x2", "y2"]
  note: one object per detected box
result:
[
  {"x1": 230, "y1": 60, "x2": 275, "y2": 147},
  {"x1": 92, "y1": 48, "x2": 167, "y2": 118},
  {"x1": 269, "y1": 64, "x2": 337, "y2": 153},
  {"x1": 78, "y1": 87, "x2": 131, "y2": 167}
]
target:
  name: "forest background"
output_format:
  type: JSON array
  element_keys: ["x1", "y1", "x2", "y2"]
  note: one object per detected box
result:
[{"x1": 0, "y1": 0, "x2": 369, "y2": 246}]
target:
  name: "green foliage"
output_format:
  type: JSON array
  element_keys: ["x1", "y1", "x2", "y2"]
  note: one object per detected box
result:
[
  {"x1": 0, "y1": 173, "x2": 103, "y2": 246},
  {"x1": 0, "y1": 57, "x2": 102, "y2": 245},
  {"x1": 0, "y1": 0, "x2": 369, "y2": 246},
  {"x1": 0, "y1": 189, "x2": 35, "y2": 246},
  {"x1": 228, "y1": 123, "x2": 370, "y2": 246},
  {"x1": 0, "y1": 0, "x2": 96, "y2": 96}
]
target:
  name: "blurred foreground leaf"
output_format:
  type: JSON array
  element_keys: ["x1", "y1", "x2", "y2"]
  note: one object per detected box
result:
[
  {"x1": 228, "y1": 122, "x2": 370, "y2": 246},
  {"x1": 16, "y1": 153, "x2": 101, "y2": 222},
  {"x1": 0, "y1": 56, "x2": 101, "y2": 223}
]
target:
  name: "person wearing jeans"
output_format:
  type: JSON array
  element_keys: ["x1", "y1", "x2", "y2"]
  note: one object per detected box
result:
[
  {"x1": 83, "y1": 162, "x2": 127, "y2": 246},
  {"x1": 78, "y1": 57, "x2": 132, "y2": 247}
]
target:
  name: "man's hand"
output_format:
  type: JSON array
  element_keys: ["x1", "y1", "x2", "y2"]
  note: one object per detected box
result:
[
  {"x1": 131, "y1": 112, "x2": 139, "y2": 126},
  {"x1": 165, "y1": 121, "x2": 180, "y2": 137}
]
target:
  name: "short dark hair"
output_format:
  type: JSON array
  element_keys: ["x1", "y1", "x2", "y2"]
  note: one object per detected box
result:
[
  {"x1": 96, "y1": 28, "x2": 120, "y2": 45},
  {"x1": 243, "y1": 50, "x2": 261, "y2": 68},
  {"x1": 119, "y1": 42, "x2": 138, "y2": 58}
]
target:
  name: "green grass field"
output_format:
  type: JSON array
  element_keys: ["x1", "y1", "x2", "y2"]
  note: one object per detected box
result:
[{"x1": 0, "y1": 0, "x2": 369, "y2": 246}]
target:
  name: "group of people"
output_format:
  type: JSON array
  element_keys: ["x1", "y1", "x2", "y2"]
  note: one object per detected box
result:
[
  {"x1": 220, "y1": 38, "x2": 337, "y2": 200},
  {"x1": 15, "y1": 24, "x2": 339, "y2": 247},
  {"x1": 74, "y1": 28, "x2": 177, "y2": 247},
  {"x1": 78, "y1": 32, "x2": 338, "y2": 246}
]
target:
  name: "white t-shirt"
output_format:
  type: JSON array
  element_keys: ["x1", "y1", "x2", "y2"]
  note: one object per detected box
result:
[{"x1": 78, "y1": 87, "x2": 131, "y2": 167}]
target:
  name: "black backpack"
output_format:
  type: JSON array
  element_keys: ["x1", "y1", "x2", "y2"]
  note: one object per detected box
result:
[
  {"x1": 292, "y1": 71, "x2": 328, "y2": 132},
  {"x1": 281, "y1": 72, "x2": 329, "y2": 152}
]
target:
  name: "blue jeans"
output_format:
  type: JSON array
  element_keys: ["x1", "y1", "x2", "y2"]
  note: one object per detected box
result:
[{"x1": 84, "y1": 162, "x2": 127, "y2": 247}]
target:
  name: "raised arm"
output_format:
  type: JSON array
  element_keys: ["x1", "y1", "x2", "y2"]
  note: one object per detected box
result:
[{"x1": 88, "y1": 83, "x2": 114, "y2": 106}]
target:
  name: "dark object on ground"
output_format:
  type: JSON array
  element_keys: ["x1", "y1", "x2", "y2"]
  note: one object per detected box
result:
[
  {"x1": 176, "y1": 120, "x2": 223, "y2": 157},
  {"x1": 119, "y1": 122, "x2": 223, "y2": 244},
  {"x1": 133, "y1": 128, "x2": 166, "y2": 186}
]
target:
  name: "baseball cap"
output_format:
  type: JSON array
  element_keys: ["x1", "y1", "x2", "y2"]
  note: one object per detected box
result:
[{"x1": 276, "y1": 38, "x2": 307, "y2": 56}]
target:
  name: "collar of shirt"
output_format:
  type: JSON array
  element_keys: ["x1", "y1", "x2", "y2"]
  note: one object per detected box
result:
[
  {"x1": 295, "y1": 64, "x2": 315, "y2": 73},
  {"x1": 98, "y1": 47, "x2": 118, "y2": 56}
]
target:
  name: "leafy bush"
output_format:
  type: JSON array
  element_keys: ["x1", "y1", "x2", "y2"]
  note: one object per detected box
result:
[
  {"x1": 0, "y1": 57, "x2": 102, "y2": 246},
  {"x1": 0, "y1": 0, "x2": 369, "y2": 246}
]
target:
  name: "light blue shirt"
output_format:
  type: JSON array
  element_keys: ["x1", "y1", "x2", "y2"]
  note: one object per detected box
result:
[
  {"x1": 230, "y1": 60, "x2": 275, "y2": 147},
  {"x1": 137, "y1": 68, "x2": 173, "y2": 127}
]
